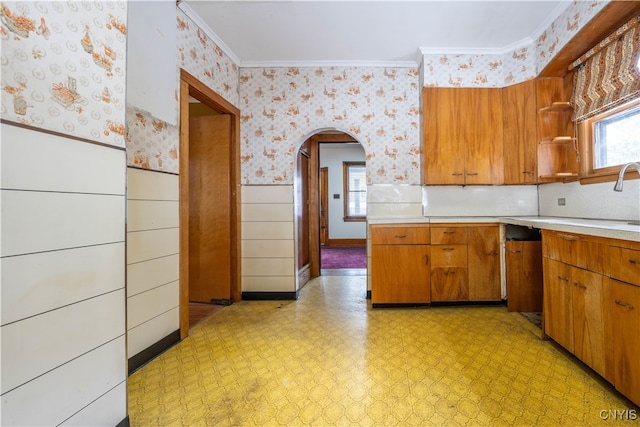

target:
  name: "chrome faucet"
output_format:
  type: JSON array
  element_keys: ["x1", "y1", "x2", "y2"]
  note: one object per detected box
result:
[{"x1": 613, "y1": 162, "x2": 640, "y2": 191}]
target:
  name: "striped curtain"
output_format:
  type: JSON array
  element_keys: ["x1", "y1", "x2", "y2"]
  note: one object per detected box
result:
[{"x1": 570, "y1": 16, "x2": 640, "y2": 121}]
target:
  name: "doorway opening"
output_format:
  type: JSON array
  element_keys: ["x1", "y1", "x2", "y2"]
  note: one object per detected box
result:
[
  {"x1": 179, "y1": 69, "x2": 241, "y2": 338},
  {"x1": 295, "y1": 130, "x2": 367, "y2": 289}
]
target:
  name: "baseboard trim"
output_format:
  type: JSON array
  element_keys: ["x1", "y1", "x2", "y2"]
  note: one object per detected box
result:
[
  {"x1": 116, "y1": 416, "x2": 130, "y2": 427},
  {"x1": 128, "y1": 329, "x2": 180, "y2": 375},
  {"x1": 326, "y1": 238, "x2": 366, "y2": 246},
  {"x1": 372, "y1": 303, "x2": 431, "y2": 308},
  {"x1": 430, "y1": 300, "x2": 506, "y2": 307},
  {"x1": 242, "y1": 291, "x2": 299, "y2": 300},
  {"x1": 366, "y1": 290, "x2": 371, "y2": 300}
]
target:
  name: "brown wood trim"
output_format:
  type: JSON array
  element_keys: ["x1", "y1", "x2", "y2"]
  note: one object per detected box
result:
[
  {"x1": 539, "y1": 2, "x2": 640, "y2": 77},
  {"x1": 179, "y1": 69, "x2": 242, "y2": 340},
  {"x1": 308, "y1": 137, "x2": 320, "y2": 278},
  {"x1": 326, "y1": 238, "x2": 367, "y2": 246},
  {"x1": 1, "y1": 119, "x2": 127, "y2": 152},
  {"x1": 580, "y1": 170, "x2": 640, "y2": 186},
  {"x1": 179, "y1": 78, "x2": 190, "y2": 340},
  {"x1": 343, "y1": 161, "x2": 365, "y2": 220},
  {"x1": 180, "y1": 69, "x2": 240, "y2": 116},
  {"x1": 313, "y1": 133, "x2": 357, "y2": 143}
]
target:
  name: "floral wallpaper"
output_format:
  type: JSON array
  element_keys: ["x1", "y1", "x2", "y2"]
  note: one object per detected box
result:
[
  {"x1": 422, "y1": 1, "x2": 607, "y2": 88},
  {"x1": 0, "y1": 1, "x2": 127, "y2": 147},
  {"x1": 125, "y1": 9, "x2": 240, "y2": 174},
  {"x1": 239, "y1": 67, "x2": 421, "y2": 186}
]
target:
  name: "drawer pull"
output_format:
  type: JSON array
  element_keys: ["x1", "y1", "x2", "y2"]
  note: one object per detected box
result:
[
  {"x1": 444, "y1": 271, "x2": 456, "y2": 275},
  {"x1": 522, "y1": 170, "x2": 534, "y2": 174},
  {"x1": 442, "y1": 247, "x2": 455, "y2": 251},
  {"x1": 510, "y1": 250, "x2": 522, "y2": 254},
  {"x1": 452, "y1": 173, "x2": 464, "y2": 176},
  {"x1": 557, "y1": 275, "x2": 569, "y2": 282},
  {"x1": 487, "y1": 251, "x2": 499, "y2": 256},
  {"x1": 443, "y1": 231, "x2": 456, "y2": 235},
  {"x1": 466, "y1": 173, "x2": 478, "y2": 176},
  {"x1": 424, "y1": 255, "x2": 429, "y2": 265},
  {"x1": 573, "y1": 281, "x2": 587, "y2": 290},
  {"x1": 629, "y1": 259, "x2": 638, "y2": 265},
  {"x1": 394, "y1": 234, "x2": 407, "y2": 238},
  {"x1": 615, "y1": 299, "x2": 635, "y2": 310}
]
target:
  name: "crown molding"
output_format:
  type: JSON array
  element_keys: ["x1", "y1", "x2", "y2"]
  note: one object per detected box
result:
[
  {"x1": 240, "y1": 60, "x2": 419, "y2": 69},
  {"x1": 176, "y1": 1, "x2": 241, "y2": 66}
]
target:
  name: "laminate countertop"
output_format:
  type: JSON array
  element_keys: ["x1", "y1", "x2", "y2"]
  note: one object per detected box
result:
[{"x1": 368, "y1": 216, "x2": 640, "y2": 243}]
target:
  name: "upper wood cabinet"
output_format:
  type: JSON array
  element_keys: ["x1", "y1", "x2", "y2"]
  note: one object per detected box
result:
[
  {"x1": 502, "y1": 80, "x2": 538, "y2": 184},
  {"x1": 423, "y1": 87, "x2": 504, "y2": 185}
]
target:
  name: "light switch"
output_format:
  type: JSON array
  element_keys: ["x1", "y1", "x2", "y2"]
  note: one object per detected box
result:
[{"x1": 333, "y1": 194, "x2": 340, "y2": 199}]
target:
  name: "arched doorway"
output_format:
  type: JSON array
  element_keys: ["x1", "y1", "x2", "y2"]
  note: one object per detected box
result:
[{"x1": 294, "y1": 129, "x2": 368, "y2": 292}]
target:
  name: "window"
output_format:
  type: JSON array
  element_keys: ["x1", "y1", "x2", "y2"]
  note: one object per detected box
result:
[
  {"x1": 579, "y1": 98, "x2": 640, "y2": 178},
  {"x1": 343, "y1": 162, "x2": 366, "y2": 221},
  {"x1": 593, "y1": 101, "x2": 640, "y2": 169}
]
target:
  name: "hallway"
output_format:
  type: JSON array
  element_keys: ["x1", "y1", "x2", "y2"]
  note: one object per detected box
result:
[{"x1": 128, "y1": 275, "x2": 634, "y2": 426}]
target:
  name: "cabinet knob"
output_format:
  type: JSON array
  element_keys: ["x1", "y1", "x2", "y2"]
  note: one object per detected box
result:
[
  {"x1": 394, "y1": 234, "x2": 407, "y2": 238},
  {"x1": 557, "y1": 275, "x2": 569, "y2": 282},
  {"x1": 615, "y1": 299, "x2": 635, "y2": 310},
  {"x1": 443, "y1": 231, "x2": 456, "y2": 235},
  {"x1": 629, "y1": 258, "x2": 638, "y2": 265},
  {"x1": 442, "y1": 247, "x2": 455, "y2": 251}
]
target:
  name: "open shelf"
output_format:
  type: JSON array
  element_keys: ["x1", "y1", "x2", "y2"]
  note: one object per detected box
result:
[
  {"x1": 539, "y1": 101, "x2": 572, "y2": 112},
  {"x1": 539, "y1": 136, "x2": 576, "y2": 144}
]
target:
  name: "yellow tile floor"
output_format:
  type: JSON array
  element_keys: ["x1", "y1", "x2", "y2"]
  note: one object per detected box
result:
[{"x1": 129, "y1": 275, "x2": 638, "y2": 426}]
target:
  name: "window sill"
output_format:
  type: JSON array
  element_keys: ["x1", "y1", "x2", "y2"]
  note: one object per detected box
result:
[
  {"x1": 579, "y1": 169, "x2": 640, "y2": 185},
  {"x1": 343, "y1": 216, "x2": 366, "y2": 223}
]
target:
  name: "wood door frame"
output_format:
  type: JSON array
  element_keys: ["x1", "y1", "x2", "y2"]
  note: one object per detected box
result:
[
  {"x1": 179, "y1": 69, "x2": 241, "y2": 339},
  {"x1": 319, "y1": 167, "x2": 329, "y2": 246},
  {"x1": 303, "y1": 132, "x2": 360, "y2": 279}
]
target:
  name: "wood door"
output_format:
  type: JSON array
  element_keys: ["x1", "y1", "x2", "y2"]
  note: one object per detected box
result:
[
  {"x1": 503, "y1": 80, "x2": 538, "y2": 184},
  {"x1": 423, "y1": 88, "x2": 465, "y2": 184},
  {"x1": 297, "y1": 151, "x2": 310, "y2": 269},
  {"x1": 319, "y1": 167, "x2": 329, "y2": 246},
  {"x1": 572, "y1": 267, "x2": 607, "y2": 377},
  {"x1": 610, "y1": 278, "x2": 640, "y2": 406},
  {"x1": 188, "y1": 114, "x2": 231, "y2": 303},
  {"x1": 506, "y1": 241, "x2": 543, "y2": 312},
  {"x1": 371, "y1": 244, "x2": 430, "y2": 304},
  {"x1": 468, "y1": 226, "x2": 501, "y2": 301},
  {"x1": 431, "y1": 267, "x2": 468, "y2": 301},
  {"x1": 467, "y1": 88, "x2": 504, "y2": 184},
  {"x1": 543, "y1": 258, "x2": 574, "y2": 352}
]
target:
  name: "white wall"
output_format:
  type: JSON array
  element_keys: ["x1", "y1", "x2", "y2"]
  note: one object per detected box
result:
[
  {"x1": 127, "y1": 168, "x2": 180, "y2": 359},
  {"x1": 320, "y1": 144, "x2": 367, "y2": 240},
  {"x1": 1, "y1": 124, "x2": 127, "y2": 426},
  {"x1": 539, "y1": 180, "x2": 640, "y2": 221}
]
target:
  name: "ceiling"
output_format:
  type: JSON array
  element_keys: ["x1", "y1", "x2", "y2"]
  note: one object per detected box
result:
[{"x1": 180, "y1": 0, "x2": 570, "y2": 66}]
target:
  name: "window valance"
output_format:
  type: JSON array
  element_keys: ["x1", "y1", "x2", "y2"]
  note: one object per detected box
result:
[{"x1": 570, "y1": 16, "x2": 640, "y2": 121}]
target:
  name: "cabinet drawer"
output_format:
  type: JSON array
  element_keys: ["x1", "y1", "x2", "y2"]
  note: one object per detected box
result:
[
  {"x1": 431, "y1": 227, "x2": 469, "y2": 245},
  {"x1": 371, "y1": 226, "x2": 430, "y2": 245},
  {"x1": 431, "y1": 245, "x2": 467, "y2": 267},
  {"x1": 609, "y1": 246, "x2": 640, "y2": 287},
  {"x1": 542, "y1": 230, "x2": 573, "y2": 263}
]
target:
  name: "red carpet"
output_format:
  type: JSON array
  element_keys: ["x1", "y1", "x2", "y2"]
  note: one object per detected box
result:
[{"x1": 321, "y1": 245, "x2": 367, "y2": 269}]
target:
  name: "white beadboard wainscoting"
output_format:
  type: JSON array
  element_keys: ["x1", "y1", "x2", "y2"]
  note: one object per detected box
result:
[
  {"x1": 126, "y1": 168, "x2": 180, "y2": 367},
  {"x1": 0, "y1": 123, "x2": 127, "y2": 426},
  {"x1": 241, "y1": 185, "x2": 297, "y2": 297}
]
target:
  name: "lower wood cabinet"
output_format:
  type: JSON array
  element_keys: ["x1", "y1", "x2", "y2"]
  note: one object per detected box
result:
[
  {"x1": 542, "y1": 230, "x2": 640, "y2": 406},
  {"x1": 431, "y1": 224, "x2": 501, "y2": 302},
  {"x1": 506, "y1": 240, "x2": 542, "y2": 312},
  {"x1": 370, "y1": 225, "x2": 430, "y2": 306},
  {"x1": 610, "y1": 278, "x2": 640, "y2": 406}
]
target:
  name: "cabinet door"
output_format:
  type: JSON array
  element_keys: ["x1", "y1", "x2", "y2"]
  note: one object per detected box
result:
[
  {"x1": 543, "y1": 258, "x2": 574, "y2": 352},
  {"x1": 371, "y1": 245, "x2": 430, "y2": 304},
  {"x1": 506, "y1": 240, "x2": 543, "y2": 312},
  {"x1": 468, "y1": 226, "x2": 501, "y2": 301},
  {"x1": 610, "y1": 279, "x2": 640, "y2": 406},
  {"x1": 572, "y1": 268, "x2": 607, "y2": 378},
  {"x1": 423, "y1": 88, "x2": 467, "y2": 185},
  {"x1": 503, "y1": 80, "x2": 537, "y2": 184},
  {"x1": 467, "y1": 88, "x2": 504, "y2": 184},
  {"x1": 431, "y1": 267, "x2": 469, "y2": 301}
]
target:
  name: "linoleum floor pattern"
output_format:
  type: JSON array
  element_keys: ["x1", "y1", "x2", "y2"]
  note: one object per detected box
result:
[{"x1": 129, "y1": 275, "x2": 636, "y2": 426}]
